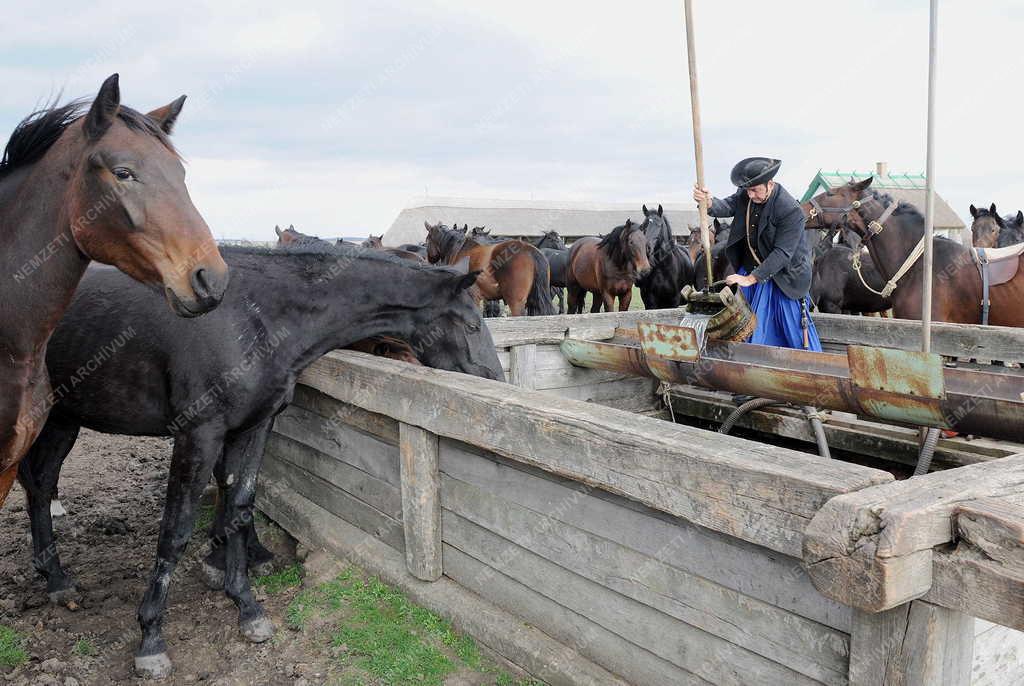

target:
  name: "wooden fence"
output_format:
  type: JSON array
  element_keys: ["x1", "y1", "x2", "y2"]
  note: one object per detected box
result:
[{"x1": 257, "y1": 310, "x2": 1024, "y2": 686}]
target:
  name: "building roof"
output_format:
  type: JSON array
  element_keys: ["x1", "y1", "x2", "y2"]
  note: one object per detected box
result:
[
  {"x1": 383, "y1": 196, "x2": 700, "y2": 246},
  {"x1": 801, "y1": 169, "x2": 964, "y2": 231}
]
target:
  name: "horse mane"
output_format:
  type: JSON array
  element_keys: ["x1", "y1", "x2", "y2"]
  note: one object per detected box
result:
[
  {"x1": 219, "y1": 241, "x2": 448, "y2": 275},
  {"x1": 598, "y1": 222, "x2": 637, "y2": 268},
  {"x1": 432, "y1": 225, "x2": 469, "y2": 263},
  {"x1": 0, "y1": 99, "x2": 177, "y2": 179},
  {"x1": 863, "y1": 189, "x2": 923, "y2": 223}
]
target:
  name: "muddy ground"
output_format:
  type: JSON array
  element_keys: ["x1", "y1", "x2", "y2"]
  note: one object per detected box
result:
[{"x1": 0, "y1": 430, "x2": 521, "y2": 686}]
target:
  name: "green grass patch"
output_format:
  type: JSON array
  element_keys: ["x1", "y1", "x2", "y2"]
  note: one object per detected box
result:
[
  {"x1": 72, "y1": 638, "x2": 97, "y2": 657},
  {"x1": 0, "y1": 625, "x2": 28, "y2": 668},
  {"x1": 192, "y1": 503, "x2": 215, "y2": 533},
  {"x1": 254, "y1": 563, "x2": 302, "y2": 594},
  {"x1": 285, "y1": 567, "x2": 549, "y2": 685}
]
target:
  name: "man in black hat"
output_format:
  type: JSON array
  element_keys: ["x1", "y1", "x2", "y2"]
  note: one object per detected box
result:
[{"x1": 692, "y1": 157, "x2": 821, "y2": 350}]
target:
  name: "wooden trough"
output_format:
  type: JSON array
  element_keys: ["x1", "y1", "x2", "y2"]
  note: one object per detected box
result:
[{"x1": 256, "y1": 308, "x2": 1024, "y2": 686}]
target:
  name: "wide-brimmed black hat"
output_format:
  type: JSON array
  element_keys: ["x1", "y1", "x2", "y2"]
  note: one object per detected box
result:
[{"x1": 730, "y1": 157, "x2": 782, "y2": 189}]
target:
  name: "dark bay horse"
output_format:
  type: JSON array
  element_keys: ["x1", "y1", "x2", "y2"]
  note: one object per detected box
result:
[
  {"x1": 424, "y1": 222, "x2": 555, "y2": 316},
  {"x1": 810, "y1": 245, "x2": 892, "y2": 314},
  {"x1": 688, "y1": 219, "x2": 734, "y2": 291},
  {"x1": 536, "y1": 230, "x2": 569, "y2": 314},
  {"x1": 971, "y1": 204, "x2": 1024, "y2": 248},
  {"x1": 636, "y1": 204, "x2": 693, "y2": 309},
  {"x1": 0, "y1": 74, "x2": 228, "y2": 510},
  {"x1": 360, "y1": 233, "x2": 425, "y2": 262},
  {"x1": 21, "y1": 243, "x2": 504, "y2": 678},
  {"x1": 566, "y1": 219, "x2": 650, "y2": 313},
  {"x1": 805, "y1": 178, "x2": 1024, "y2": 325}
]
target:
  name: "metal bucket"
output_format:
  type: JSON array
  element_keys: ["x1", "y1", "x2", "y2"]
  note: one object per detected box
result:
[{"x1": 681, "y1": 281, "x2": 757, "y2": 343}]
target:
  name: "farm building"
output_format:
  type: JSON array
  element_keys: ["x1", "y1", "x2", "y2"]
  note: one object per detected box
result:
[
  {"x1": 382, "y1": 196, "x2": 700, "y2": 245},
  {"x1": 801, "y1": 163, "x2": 966, "y2": 241}
]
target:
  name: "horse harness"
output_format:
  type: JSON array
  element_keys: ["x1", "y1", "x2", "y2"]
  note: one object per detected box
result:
[
  {"x1": 808, "y1": 194, "x2": 921, "y2": 299},
  {"x1": 971, "y1": 243, "x2": 1024, "y2": 325}
]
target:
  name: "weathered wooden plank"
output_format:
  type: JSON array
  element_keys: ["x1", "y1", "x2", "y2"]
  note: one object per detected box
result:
[
  {"x1": 273, "y1": 404, "x2": 401, "y2": 487},
  {"x1": 813, "y1": 313, "x2": 1024, "y2": 365},
  {"x1": 442, "y1": 509, "x2": 822, "y2": 686},
  {"x1": 803, "y1": 454, "x2": 1024, "y2": 612},
  {"x1": 484, "y1": 308, "x2": 689, "y2": 347},
  {"x1": 531, "y1": 365, "x2": 635, "y2": 390},
  {"x1": 440, "y1": 471, "x2": 849, "y2": 684},
  {"x1": 508, "y1": 344, "x2": 537, "y2": 390},
  {"x1": 257, "y1": 485, "x2": 626, "y2": 686},
  {"x1": 298, "y1": 352, "x2": 893, "y2": 557},
  {"x1": 848, "y1": 601, "x2": 973, "y2": 686},
  {"x1": 262, "y1": 454, "x2": 405, "y2": 552},
  {"x1": 971, "y1": 623, "x2": 1024, "y2": 686},
  {"x1": 546, "y1": 377, "x2": 661, "y2": 412},
  {"x1": 265, "y1": 432, "x2": 401, "y2": 516},
  {"x1": 667, "y1": 385, "x2": 1016, "y2": 468},
  {"x1": 924, "y1": 492, "x2": 1024, "y2": 631},
  {"x1": 443, "y1": 544, "x2": 710, "y2": 686},
  {"x1": 290, "y1": 384, "x2": 400, "y2": 444},
  {"x1": 439, "y1": 440, "x2": 853, "y2": 631},
  {"x1": 399, "y1": 423, "x2": 442, "y2": 581}
]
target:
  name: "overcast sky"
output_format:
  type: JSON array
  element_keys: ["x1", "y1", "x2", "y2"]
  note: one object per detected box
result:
[{"x1": 1, "y1": 1, "x2": 1020, "y2": 240}]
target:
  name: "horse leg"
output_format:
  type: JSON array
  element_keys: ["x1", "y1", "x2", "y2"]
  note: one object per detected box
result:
[
  {"x1": 135, "y1": 426, "x2": 222, "y2": 679},
  {"x1": 555, "y1": 288, "x2": 565, "y2": 314},
  {"x1": 567, "y1": 284, "x2": 584, "y2": 315},
  {"x1": 618, "y1": 289, "x2": 633, "y2": 311},
  {"x1": 17, "y1": 420, "x2": 80, "y2": 604},
  {"x1": 590, "y1": 292, "x2": 604, "y2": 313},
  {"x1": 218, "y1": 421, "x2": 275, "y2": 644}
]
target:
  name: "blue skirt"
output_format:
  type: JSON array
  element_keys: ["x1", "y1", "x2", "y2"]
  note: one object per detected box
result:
[{"x1": 737, "y1": 268, "x2": 822, "y2": 351}]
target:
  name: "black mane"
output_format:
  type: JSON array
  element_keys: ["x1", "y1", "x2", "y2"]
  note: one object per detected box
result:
[
  {"x1": 219, "y1": 241, "x2": 448, "y2": 275},
  {"x1": 431, "y1": 225, "x2": 469, "y2": 263},
  {"x1": 598, "y1": 222, "x2": 638, "y2": 267},
  {"x1": 0, "y1": 99, "x2": 176, "y2": 179},
  {"x1": 864, "y1": 189, "x2": 923, "y2": 222}
]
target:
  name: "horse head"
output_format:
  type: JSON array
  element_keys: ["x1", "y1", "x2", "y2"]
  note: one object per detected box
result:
[
  {"x1": 361, "y1": 234, "x2": 384, "y2": 249},
  {"x1": 640, "y1": 204, "x2": 674, "y2": 265},
  {"x1": 970, "y1": 204, "x2": 1004, "y2": 249}
]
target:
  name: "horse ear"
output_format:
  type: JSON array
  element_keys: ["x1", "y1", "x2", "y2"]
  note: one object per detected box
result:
[
  {"x1": 658, "y1": 204, "x2": 664, "y2": 216},
  {"x1": 642, "y1": 204, "x2": 649, "y2": 216},
  {"x1": 990, "y1": 203, "x2": 998, "y2": 215},
  {"x1": 850, "y1": 177, "x2": 873, "y2": 192},
  {"x1": 85, "y1": 73, "x2": 121, "y2": 140},
  {"x1": 1017, "y1": 210, "x2": 1023, "y2": 225},
  {"x1": 147, "y1": 94, "x2": 186, "y2": 135},
  {"x1": 970, "y1": 204, "x2": 978, "y2": 218},
  {"x1": 288, "y1": 224, "x2": 295, "y2": 230},
  {"x1": 275, "y1": 225, "x2": 282, "y2": 237},
  {"x1": 624, "y1": 218, "x2": 633, "y2": 228}
]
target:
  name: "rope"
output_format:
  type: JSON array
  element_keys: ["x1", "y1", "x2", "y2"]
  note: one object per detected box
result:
[{"x1": 851, "y1": 236, "x2": 926, "y2": 298}]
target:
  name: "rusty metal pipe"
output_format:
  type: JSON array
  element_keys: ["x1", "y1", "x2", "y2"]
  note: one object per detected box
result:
[{"x1": 560, "y1": 326, "x2": 1024, "y2": 443}]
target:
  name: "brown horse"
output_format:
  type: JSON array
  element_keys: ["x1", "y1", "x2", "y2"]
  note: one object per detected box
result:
[
  {"x1": 971, "y1": 204, "x2": 1024, "y2": 248},
  {"x1": 360, "y1": 233, "x2": 426, "y2": 262},
  {"x1": 804, "y1": 178, "x2": 1024, "y2": 325},
  {"x1": 424, "y1": 222, "x2": 555, "y2": 316},
  {"x1": 566, "y1": 219, "x2": 650, "y2": 313},
  {"x1": 0, "y1": 74, "x2": 228, "y2": 508},
  {"x1": 274, "y1": 224, "x2": 324, "y2": 246}
]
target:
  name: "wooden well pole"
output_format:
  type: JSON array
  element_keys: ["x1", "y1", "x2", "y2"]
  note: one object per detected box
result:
[{"x1": 683, "y1": 0, "x2": 715, "y2": 288}]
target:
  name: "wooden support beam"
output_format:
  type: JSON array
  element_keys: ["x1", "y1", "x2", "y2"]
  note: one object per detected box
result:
[
  {"x1": 508, "y1": 344, "x2": 537, "y2": 390},
  {"x1": 485, "y1": 308, "x2": 688, "y2": 347},
  {"x1": 399, "y1": 423, "x2": 442, "y2": 581},
  {"x1": 803, "y1": 455, "x2": 1024, "y2": 614},
  {"x1": 849, "y1": 601, "x2": 973, "y2": 686}
]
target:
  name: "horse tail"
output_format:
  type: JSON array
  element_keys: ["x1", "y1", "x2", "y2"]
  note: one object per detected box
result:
[{"x1": 526, "y1": 247, "x2": 557, "y2": 316}]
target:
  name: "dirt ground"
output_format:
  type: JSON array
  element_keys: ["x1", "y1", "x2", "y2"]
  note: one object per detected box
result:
[{"x1": 0, "y1": 430, "x2": 526, "y2": 686}]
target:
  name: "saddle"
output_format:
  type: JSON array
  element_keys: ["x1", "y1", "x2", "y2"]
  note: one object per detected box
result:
[{"x1": 972, "y1": 243, "x2": 1024, "y2": 324}]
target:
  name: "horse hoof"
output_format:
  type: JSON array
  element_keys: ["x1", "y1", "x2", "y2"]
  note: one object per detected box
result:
[
  {"x1": 240, "y1": 615, "x2": 275, "y2": 643},
  {"x1": 134, "y1": 652, "x2": 172, "y2": 679},
  {"x1": 199, "y1": 560, "x2": 224, "y2": 590},
  {"x1": 48, "y1": 586, "x2": 80, "y2": 607},
  {"x1": 251, "y1": 560, "x2": 275, "y2": 577}
]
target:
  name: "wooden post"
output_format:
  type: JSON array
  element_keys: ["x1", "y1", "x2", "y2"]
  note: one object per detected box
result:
[
  {"x1": 399, "y1": 422, "x2": 442, "y2": 581},
  {"x1": 508, "y1": 344, "x2": 537, "y2": 390},
  {"x1": 683, "y1": 0, "x2": 714, "y2": 288},
  {"x1": 849, "y1": 601, "x2": 973, "y2": 686}
]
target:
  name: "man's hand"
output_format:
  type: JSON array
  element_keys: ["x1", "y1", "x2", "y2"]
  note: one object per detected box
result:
[
  {"x1": 692, "y1": 184, "x2": 713, "y2": 206},
  {"x1": 725, "y1": 273, "x2": 757, "y2": 288}
]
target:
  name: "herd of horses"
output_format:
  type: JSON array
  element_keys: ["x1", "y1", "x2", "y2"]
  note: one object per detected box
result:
[{"x1": 2, "y1": 77, "x2": 1024, "y2": 679}]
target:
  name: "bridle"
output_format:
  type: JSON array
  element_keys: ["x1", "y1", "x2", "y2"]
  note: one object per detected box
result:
[{"x1": 807, "y1": 192, "x2": 922, "y2": 299}]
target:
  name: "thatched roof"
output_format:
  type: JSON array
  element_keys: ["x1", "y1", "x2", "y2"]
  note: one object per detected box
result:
[
  {"x1": 801, "y1": 169, "x2": 965, "y2": 232},
  {"x1": 382, "y1": 197, "x2": 700, "y2": 246}
]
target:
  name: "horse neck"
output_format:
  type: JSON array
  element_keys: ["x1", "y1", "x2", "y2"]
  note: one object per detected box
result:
[
  {"x1": 862, "y1": 203, "x2": 923, "y2": 280},
  {"x1": 0, "y1": 146, "x2": 90, "y2": 354}
]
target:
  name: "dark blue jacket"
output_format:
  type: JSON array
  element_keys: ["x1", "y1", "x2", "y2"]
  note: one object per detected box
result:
[{"x1": 708, "y1": 183, "x2": 812, "y2": 300}]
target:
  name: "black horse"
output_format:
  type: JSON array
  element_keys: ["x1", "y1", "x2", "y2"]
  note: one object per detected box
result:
[
  {"x1": 636, "y1": 204, "x2": 694, "y2": 309},
  {"x1": 535, "y1": 230, "x2": 569, "y2": 314},
  {"x1": 688, "y1": 219, "x2": 735, "y2": 291},
  {"x1": 19, "y1": 244, "x2": 504, "y2": 678},
  {"x1": 810, "y1": 244, "x2": 892, "y2": 314}
]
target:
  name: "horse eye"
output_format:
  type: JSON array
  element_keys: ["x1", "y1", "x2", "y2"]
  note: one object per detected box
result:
[
  {"x1": 113, "y1": 167, "x2": 135, "y2": 181},
  {"x1": 466, "y1": 322, "x2": 480, "y2": 333}
]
